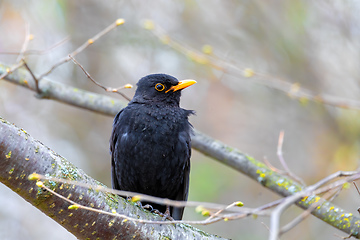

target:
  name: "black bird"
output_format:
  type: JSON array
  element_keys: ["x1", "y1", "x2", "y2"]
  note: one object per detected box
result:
[{"x1": 110, "y1": 74, "x2": 196, "y2": 220}]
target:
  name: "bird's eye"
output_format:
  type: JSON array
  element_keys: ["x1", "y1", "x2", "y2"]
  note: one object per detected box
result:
[{"x1": 155, "y1": 83, "x2": 165, "y2": 92}]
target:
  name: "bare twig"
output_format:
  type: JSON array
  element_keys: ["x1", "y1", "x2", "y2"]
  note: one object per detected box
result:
[
  {"x1": 327, "y1": 185, "x2": 344, "y2": 202},
  {"x1": 269, "y1": 171, "x2": 360, "y2": 240},
  {"x1": 353, "y1": 181, "x2": 360, "y2": 196},
  {"x1": 277, "y1": 131, "x2": 306, "y2": 186},
  {"x1": 0, "y1": 62, "x2": 25, "y2": 80},
  {"x1": 206, "y1": 202, "x2": 241, "y2": 221},
  {"x1": 16, "y1": 22, "x2": 31, "y2": 62},
  {"x1": 263, "y1": 157, "x2": 282, "y2": 173},
  {"x1": 29, "y1": 173, "x2": 243, "y2": 212},
  {"x1": 261, "y1": 222, "x2": 272, "y2": 237},
  {"x1": 0, "y1": 37, "x2": 70, "y2": 56},
  {"x1": 38, "y1": 19, "x2": 125, "y2": 80},
  {"x1": 22, "y1": 60, "x2": 41, "y2": 94},
  {"x1": 36, "y1": 181, "x2": 248, "y2": 226},
  {"x1": 334, "y1": 233, "x2": 357, "y2": 239},
  {"x1": 69, "y1": 55, "x2": 132, "y2": 101},
  {"x1": 312, "y1": 171, "x2": 359, "y2": 193},
  {"x1": 353, "y1": 181, "x2": 360, "y2": 214},
  {"x1": 37, "y1": 182, "x2": 209, "y2": 225},
  {"x1": 33, "y1": 170, "x2": 360, "y2": 233},
  {"x1": 279, "y1": 185, "x2": 342, "y2": 236}
]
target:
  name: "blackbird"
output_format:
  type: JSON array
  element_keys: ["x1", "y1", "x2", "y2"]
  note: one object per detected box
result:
[{"x1": 110, "y1": 73, "x2": 196, "y2": 220}]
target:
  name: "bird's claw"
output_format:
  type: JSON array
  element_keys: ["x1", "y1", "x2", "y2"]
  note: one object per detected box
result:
[
  {"x1": 151, "y1": 208, "x2": 174, "y2": 221},
  {"x1": 129, "y1": 200, "x2": 155, "y2": 212},
  {"x1": 142, "y1": 204, "x2": 153, "y2": 211}
]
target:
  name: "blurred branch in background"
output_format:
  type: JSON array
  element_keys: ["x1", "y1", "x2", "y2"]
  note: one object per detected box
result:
[
  {"x1": 15, "y1": 22, "x2": 30, "y2": 62},
  {"x1": 69, "y1": 55, "x2": 132, "y2": 101},
  {"x1": 144, "y1": 20, "x2": 360, "y2": 111},
  {"x1": 0, "y1": 36, "x2": 70, "y2": 56},
  {"x1": 37, "y1": 19, "x2": 125, "y2": 80}
]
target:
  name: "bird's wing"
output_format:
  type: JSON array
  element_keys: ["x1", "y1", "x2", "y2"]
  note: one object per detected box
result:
[
  {"x1": 110, "y1": 110, "x2": 123, "y2": 190},
  {"x1": 171, "y1": 132, "x2": 191, "y2": 220}
]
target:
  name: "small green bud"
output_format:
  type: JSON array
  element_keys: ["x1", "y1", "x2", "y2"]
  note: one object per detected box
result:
[
  {"x1": 28, "y1": 173, "x2": 40, "y2": 181},
  {"x1": 68, "y1": 205, "x2": 80, "y2": 210}
]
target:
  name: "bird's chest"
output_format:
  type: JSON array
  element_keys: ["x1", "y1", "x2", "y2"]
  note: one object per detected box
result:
[
  {"x1": 114, "y1": 105, "x2": 190, "y2": 197},
  {"x1": 132, "y1": 107, "x2": 181, "y2": 141},
  {"x1": 121, "y1": 106, "x2": 186, "y2": 166}
]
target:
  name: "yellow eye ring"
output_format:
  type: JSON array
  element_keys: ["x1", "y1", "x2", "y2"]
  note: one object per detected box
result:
[{"x1": 155, "y1": 83, "x2": 165, "y2": 92}]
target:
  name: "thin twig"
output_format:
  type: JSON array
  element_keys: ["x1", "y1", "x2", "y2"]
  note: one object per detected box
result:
[
  {"x1": 263, "y1": 157, "x2": 281, "y2": 172},
  {"x1": 22, "y1": 60, "x2": 40, "y2": 94},
  {"x1": 38, "y1": 19, "x2": 125, "y2": 80},
  {"x1": 313, "y1": 171, "x2": 360, "y2": 193},
  {"x1": 30, "y1": 173, "x2": 243, "y2": 212},
  {"x1": 327, "y1": 185, "x2": 344, "y2": 202},
  {"x1": 269, "y1": 170, "x2": 360, "y2": 240},
  {"x1": 212, "y1": 198, "x2": 285, "y2": 223},
  {"x1": 353, "y1": 181, "x2": 360, "y2": 196},
  {"x1": 261, "y1": 222, "x2": 273, "y2": 238},
  {"x1": 37, "y1": 181, "x2": 240, "y2": 225},
  {"x1": 277, "y1": 131, "x2": 306, "y2": 186},
  {"x1": 263, "y1": 157, "x2": 288, "y2": 175},
  {"x1": 279, "y1": 185, "x2": 343, "y2": 236},
  {"x1": 39, "y1": 178, "x2": 274, "y2": 226},
  {"x1": 69, "y1": 55, "x2": 132, "y2": 101},
  {"x1": 16, "y1": 22, "x2": 31, "y2": 62},
  {"x1": 353, "y1": 181, "x2": 360, "y2": 215},
  {"x1": 206, "y1": 202, "x2": 239, "y2": 221},
  {"x1": 0, "y1": 62, "x2": 25, "y2": 80},
  {"x1": 0, "y1": 37, "x2": 70, "y2": 56},
  {"x1": 33, "y1": 174, "x2": 281, "y2": 225},
  {"x1": 333, "y1": 233, "x2": 356, "y2": 239}
]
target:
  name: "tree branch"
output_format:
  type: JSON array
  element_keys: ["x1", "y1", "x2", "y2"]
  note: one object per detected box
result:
[
  {"x1": 0, "y1": 63, "x2": 127, "y2": 115},
  {"x1": 0, "y1": 116, "x2": 226, "y2": 240}
]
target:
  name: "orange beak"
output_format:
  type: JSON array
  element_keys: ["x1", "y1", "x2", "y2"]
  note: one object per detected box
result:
[{"x1": 166, "y1": 79, "x2": 197, "y2": 93}]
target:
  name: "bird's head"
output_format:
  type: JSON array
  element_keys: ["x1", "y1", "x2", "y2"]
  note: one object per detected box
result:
[{"x1": 131, "y1": 74, "x2": 196, "y2": 105}]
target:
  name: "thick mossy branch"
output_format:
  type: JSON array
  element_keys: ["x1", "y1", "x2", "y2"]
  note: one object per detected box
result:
[
  {"x1": 1, "y1": 62, "x2": 360, "y2": 237},
  {"x1": 0, "y1": 117, "x2": 226, "y2": 240}
]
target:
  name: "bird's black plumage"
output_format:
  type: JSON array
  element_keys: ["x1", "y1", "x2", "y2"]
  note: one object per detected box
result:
[{"x1": 110, "y1": 74, "x2": 195, "y2": 220}]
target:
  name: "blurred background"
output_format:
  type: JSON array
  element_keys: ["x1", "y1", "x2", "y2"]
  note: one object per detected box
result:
[{"x1": 1, "y1": 1, "x2": 360, "y2": 239}]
